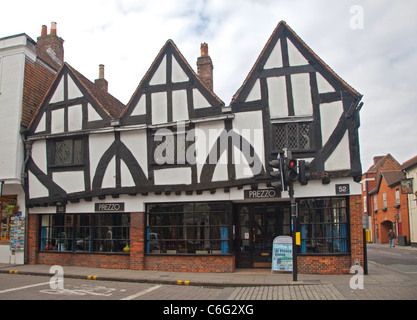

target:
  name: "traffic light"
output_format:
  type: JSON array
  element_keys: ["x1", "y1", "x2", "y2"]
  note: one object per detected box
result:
[
  {"x1": 269, "y1": 158, "x2": 286, "y2": 191},
  {"x1": 285, "y1": 158, "x2": 298, "y2": 182},
  {"x1": 298, "y1": 160, "x2": 311, "y2": 185}
]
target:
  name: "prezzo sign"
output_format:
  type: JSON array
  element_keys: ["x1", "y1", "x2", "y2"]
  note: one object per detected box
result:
[
  {"x1": 244, "y1": 189, "x2": 280, "y2": 199},
  {"x1": 95, "y1": 203, "x2": 125, "y2": 212}
]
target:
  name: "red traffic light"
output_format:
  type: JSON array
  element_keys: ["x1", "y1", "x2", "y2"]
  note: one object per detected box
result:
[{"x1": 288, "y1": 159, "x2": 297, "y2": 168}]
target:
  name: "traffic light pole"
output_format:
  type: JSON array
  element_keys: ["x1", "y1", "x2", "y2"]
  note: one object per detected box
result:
[{"x1": 288, "y1": 181, "x2": 298, "y2": 282}]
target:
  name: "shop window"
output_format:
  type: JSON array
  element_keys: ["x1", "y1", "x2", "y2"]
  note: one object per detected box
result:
[
  {"x1": 272, "y1": 122, "x2": 311, "y2": 152},
  {"x1": 50, "y1": 137, "x2": 84, "y2": 167},
  {"x1": 39, "y1": 213, "x2": 130, "y2": 253},
  {"x1": 299, "y1": 197, "x2": 349, "y2": 254},
  {"x1": 146, "y1": 202, "x2": 231, "y2": 254}
]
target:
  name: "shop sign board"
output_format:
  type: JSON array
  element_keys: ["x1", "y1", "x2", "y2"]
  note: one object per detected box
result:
[
  {"x1": 244, "y1": 189, "x2": 280, "y2": 199},
  {"x1": 271, "y1": 236, "x2": 293, "y2": 272},
  {"x1": 95, "y1": 202, "x2": 125, "y2": 212}
]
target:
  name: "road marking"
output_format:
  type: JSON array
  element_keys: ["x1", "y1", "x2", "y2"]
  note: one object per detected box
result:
[
  {"x1": 120, "y1": 285, "x2": 162, "y2": 300},
  {"x1": 0, "y1": 282, "x2": 50, "y2": 294}
]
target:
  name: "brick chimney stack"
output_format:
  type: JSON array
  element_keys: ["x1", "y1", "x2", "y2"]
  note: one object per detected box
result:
[
  {"x1": 197, "y1": 43, "x2": 213, "y2": 91},
  {"x1": 95, "y1": 64, "x2": 108, "y2": 92},
  {"x1": 36, "y1": 21, "x2": 64, "y2": 71}
]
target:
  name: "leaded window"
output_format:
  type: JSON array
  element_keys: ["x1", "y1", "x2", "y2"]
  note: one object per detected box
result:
[
  {"x1": 52, "y1": 138, "x2": 83, "y2": 166},
  {"x1": 272, "y1": 122, "x2": 311, "y2": 152}
]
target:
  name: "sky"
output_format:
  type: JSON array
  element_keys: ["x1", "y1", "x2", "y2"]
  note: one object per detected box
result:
[{"x1": 1, "y1": 0, "x2": 416, "y2": 171}]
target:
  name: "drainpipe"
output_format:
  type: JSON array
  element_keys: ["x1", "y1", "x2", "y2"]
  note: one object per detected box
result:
[{"x1": 21, "y1": 135, "x2": 33, "y2": 265}]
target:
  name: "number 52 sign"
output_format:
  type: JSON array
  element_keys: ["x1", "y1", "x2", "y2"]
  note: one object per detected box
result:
[{"x1": 335, "y1": 184, "x2": 350, "y2": 195}]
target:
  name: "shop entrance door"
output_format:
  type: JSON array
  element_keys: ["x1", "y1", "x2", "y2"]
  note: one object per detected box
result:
[{"x1": 235, "y1": 203, "x2": 291, "y2": 268}]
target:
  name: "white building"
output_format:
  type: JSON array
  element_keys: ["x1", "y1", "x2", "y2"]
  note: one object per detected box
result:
[{"x1": 0, "y1": 23, "x2": 59, "y2": 263}]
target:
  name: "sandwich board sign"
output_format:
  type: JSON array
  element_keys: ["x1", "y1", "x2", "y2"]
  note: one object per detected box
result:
[{"x1": 271, "y1": 236, "x2": 293, "y2": 272}]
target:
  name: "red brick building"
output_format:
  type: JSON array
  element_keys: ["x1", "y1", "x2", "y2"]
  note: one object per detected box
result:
[{"x1": 361, "y1": 155, "x2": 410, "y2": 245}]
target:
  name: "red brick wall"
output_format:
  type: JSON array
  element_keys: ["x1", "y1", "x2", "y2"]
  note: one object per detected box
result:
[{"x1": 145, "y1": 254, "x2": 235, "y2": 273}]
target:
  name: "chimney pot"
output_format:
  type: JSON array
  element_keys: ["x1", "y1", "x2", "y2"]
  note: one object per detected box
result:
[
  {"x1": 41, "y1": 25, "x2": 47, "y2": 36},
  {"x1": 99, "y1": 64, "x2": 105, "y2": 79},
  {"x1": 200, "y1": 42, "x2": 208, "y2": 57},
  {"x1": 95, "y1": 64, "x2": 108, "y2": 92},
  {"x1": 50, "y1": 21, "x2": 57, "y2": 35}
]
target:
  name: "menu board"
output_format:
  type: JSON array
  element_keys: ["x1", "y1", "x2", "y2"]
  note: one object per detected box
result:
[
  {"x1": 10, "y1": 216, "x2": 25, "y2": 251},
  {"x1": 271, "y1": 236, "x2": 293, "y2": 272}
]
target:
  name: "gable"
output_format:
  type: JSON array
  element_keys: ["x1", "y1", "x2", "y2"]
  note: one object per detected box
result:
[
  {"x1": 122, "y1": 40, "x2": 224, "y2": 126},
  {"x1": 28, "y1": 63, "x2": 122, "y2": 135},
  {"x1": 231, "y1": 21, "x2": 363, "y2": 180}
]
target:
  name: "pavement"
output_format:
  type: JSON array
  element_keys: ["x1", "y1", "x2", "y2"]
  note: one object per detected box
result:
[{"x1": 0, "y1": 243, "x2": 416, "y2": 300}]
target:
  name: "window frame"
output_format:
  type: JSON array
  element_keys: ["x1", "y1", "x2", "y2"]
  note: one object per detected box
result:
[
  {"x1": 271, "y1": 120, "x2": 313, "y2": 153},
  {"x1": 298, "y1": 197, "x2": 350, "y2": 255},
  {"x1": 48, "y1": 136, "x2": 86, "y2": 168},
  {"x1": 38, "y1": 213, "x2": 131, "y2": 253},
  {"x1": 146, "y1": 202, "x2": 232, "y2": 255}
]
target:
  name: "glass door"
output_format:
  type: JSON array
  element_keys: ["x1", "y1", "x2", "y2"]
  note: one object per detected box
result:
[{"x1": 235, "y1": 203, "x2": 290, "y2": 268}]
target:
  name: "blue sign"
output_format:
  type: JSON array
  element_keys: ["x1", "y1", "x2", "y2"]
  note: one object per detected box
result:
[{"x1": 271, "y1": 236, "x2": 293, "y2": 272}]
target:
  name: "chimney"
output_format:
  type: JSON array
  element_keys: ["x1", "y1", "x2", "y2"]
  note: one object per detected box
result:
[
  {"x1": 197, "y1": 42, "x2": 213, "y2": 91},
  {"x1": 95, "y1": 64, "x2": 108, "y2": 92},
  {"x1": 36, "y1": 21, "x2": 64, "y2": 71}
]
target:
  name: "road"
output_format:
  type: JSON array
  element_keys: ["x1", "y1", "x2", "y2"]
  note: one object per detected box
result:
[{"x1": 0, "y1": 243, "x2": 416, "y2": 303}]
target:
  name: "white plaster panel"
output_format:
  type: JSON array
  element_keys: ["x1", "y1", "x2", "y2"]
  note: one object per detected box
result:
[
  {"x1": 130, "y1": 94, "x2": 146, "y2": 116},
  {"x1": 232, "y1": 110, "x2": 265, "y2": 176},
  {"x1": 121, "y1": 160, "x2": 135, "y2": 187},
  {"x1": 89, "y1": 133, "x2": 115, "y2": 184},
  {"x1": 245, "y1": 79, "x2": 261, "y2": 102},
  {"x1": 28, "y1": 172, "x2": 49, "y2": 198},
  {"x1": 154, "y1": 167, "x2": 191, "y2": 185},
  {"x1": 50, "y1": 77, "x2": 64, "y2": 103},
  {"x1": 149, "y1": 55, "x2": 166, "y2": 85},
  {"x1": 264, "y1": 38, "x2": 283, "y2": 69},
  {"x1": 68, "y1": 104, "x2": 83, "y2": 131},
  {"x1": 267, "y1": 76, "x2": 287, "y2": 118},
  {"x1": 67, "y1": 75, "x2": 83, "y2": 100},
  {"x1": 120, "y1": 130, "x2": 148, "y2": 178},
  {"x1": 31, "y1": 140, "x2": 47, "y2": 173},
  {"x1": 35, "y1": 113, "x2": 46, "y2": 133},
  {"x1": 51, "y1": 108, "x2": 65, "y2": 134},
  {"x1": 172, "y1": 90, "x2": 189, "y2": 122},
  {"x1": 194, "y1": 121, "x2": 224, "y2": 183},
  {"x1": 212, "y1": 150, "x2": 228, "y2": 182},
  {"x1": 291, "y1": 73, "x2": 313, "y2": 116},
  {"x1": 88, "y1": 103, "x2": 103, "y2": 121},
  {"x1": 320, "y1": 100, "x2": 343, "y2": 146},
  {"x1": 193, "y1": 89, "x2": 211, "y2": 109},
  {"x1": 316, "y1": 72, "x2": 335, "y2": 93},
  {"x1": 102, "y1": 157, "x2": 116, "y2": 188},
  {"x1": 52, "y1": 171, "x2": 85, "y2": 193},
  {"x1": 151, "y1": 92, "x2": 168, "y2": 124},
  {"x1": 324, "y1": 131, "x2": 351, "y2": 171},
  {"x1": 287, "y1": 39, "x2": 308, "y2": 66},
  {"x1": 172, "y1": 56, "x2": 189, "y2": 83}
]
